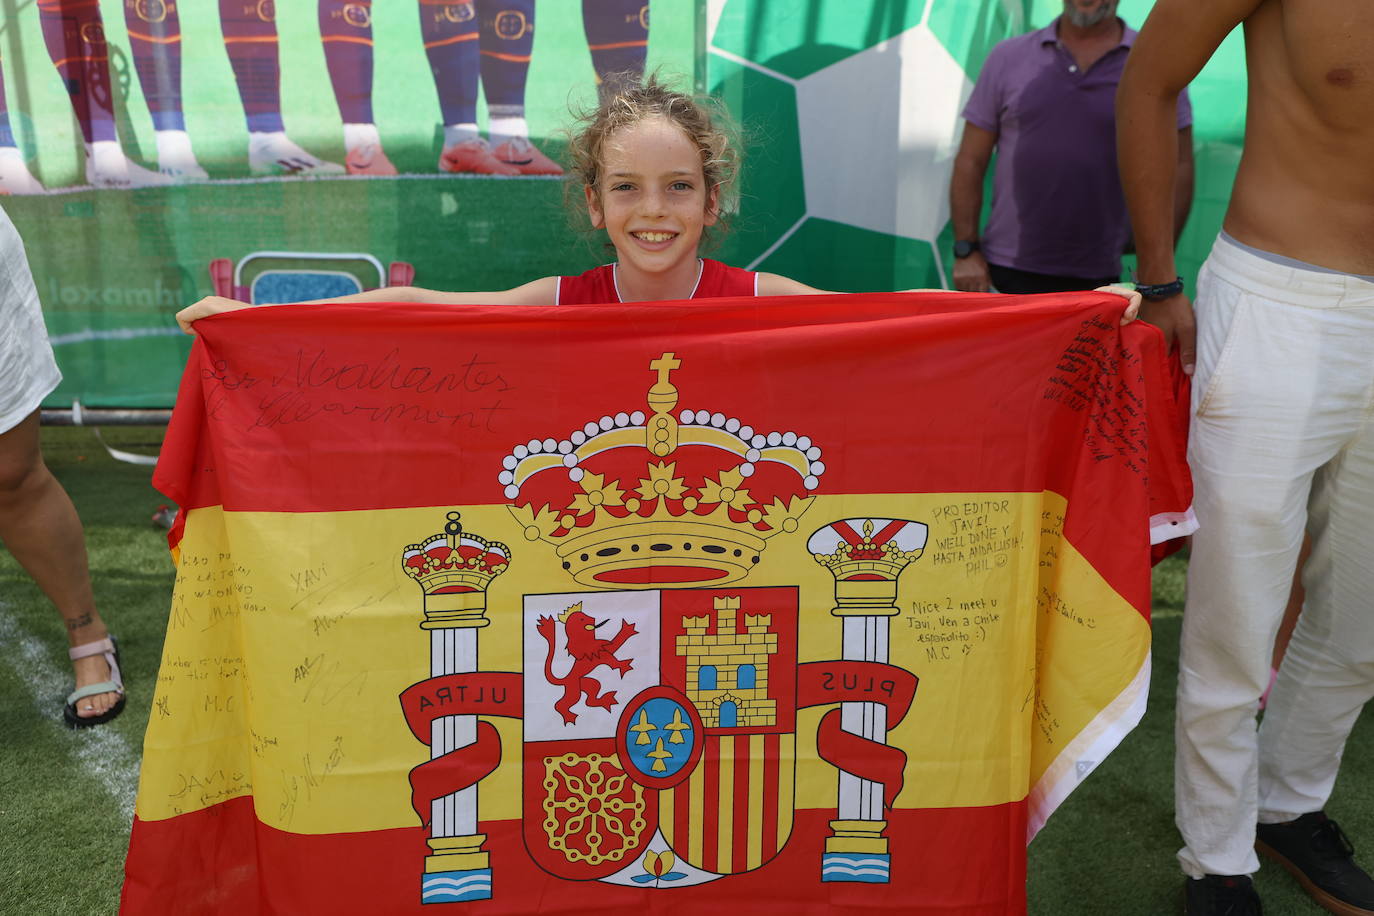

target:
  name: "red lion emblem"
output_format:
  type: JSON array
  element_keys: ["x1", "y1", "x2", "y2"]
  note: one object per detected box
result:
[{"x1": 536, "y1": 603, "x2": 636, "y2": 725}]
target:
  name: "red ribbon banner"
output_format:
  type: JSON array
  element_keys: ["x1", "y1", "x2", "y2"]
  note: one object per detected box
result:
[{"x1": 798, "y1": 660, "x2": 920, "y2": 808}]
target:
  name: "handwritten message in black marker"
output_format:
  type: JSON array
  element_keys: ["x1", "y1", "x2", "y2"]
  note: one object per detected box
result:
[
  {"x1": 1043, "y1": 315, "x2": 1149, "y2": 476},
  {"x1": 200, "y1": 346, "x2": 515, "y2": 433}
]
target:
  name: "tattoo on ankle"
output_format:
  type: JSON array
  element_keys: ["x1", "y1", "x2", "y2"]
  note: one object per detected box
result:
[{"x1": 65, "y1": 612, "x2": 94, "y2": 632}]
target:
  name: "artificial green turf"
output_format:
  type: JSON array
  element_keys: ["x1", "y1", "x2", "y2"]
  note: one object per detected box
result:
[
  {"x1": 0, "y1": 427, "x2": 173, "y2": 916},
  {"x1": 2, "y1": 427, "x2": 1371, "y2": 914},
  {"x1": 1028, "y1": 556, "x2": 1374, "y2": 915}
]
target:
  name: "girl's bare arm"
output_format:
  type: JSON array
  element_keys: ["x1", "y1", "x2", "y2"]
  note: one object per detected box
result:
[{"x1": 174, "y1": 277, "x2": 559, "y2": 334}]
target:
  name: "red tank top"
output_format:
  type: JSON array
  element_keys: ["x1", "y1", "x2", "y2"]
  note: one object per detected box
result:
[{"x1": 556, "y1": 259, "x2": 758, "y2": 304}]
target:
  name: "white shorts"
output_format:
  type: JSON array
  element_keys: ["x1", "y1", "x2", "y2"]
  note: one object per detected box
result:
[{"x1": 0, "y1": 206, "x2": 61, "y2": 434}]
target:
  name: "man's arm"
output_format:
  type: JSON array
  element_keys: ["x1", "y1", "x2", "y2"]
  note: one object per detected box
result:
[
  {"x1": 949, "y1": 122, "x2": 997, "y2": 292},
  {"x1": 1117, "y1": 0, "x2": 1258, "y2": 372},
  {"x1": 1174, "y1": 126, "x2": 1195, "y2": 245}
]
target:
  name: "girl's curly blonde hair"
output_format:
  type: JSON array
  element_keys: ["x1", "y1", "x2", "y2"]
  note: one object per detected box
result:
[{"x1": 566, "y1": 73, "x2": 742, "y2": 246}]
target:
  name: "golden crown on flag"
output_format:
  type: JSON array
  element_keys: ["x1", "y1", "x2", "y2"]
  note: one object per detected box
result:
[
  {"x1": 401, "y1": 512, "x2": 510, "y2": 628},
  {"x1": 501, "y1": 352, "x2": 822, "y2": 589},
  {"x1": 807, "y1": 517, "x2": 928, "y2": 618},
  {"x1": 808, "y1": 518, "x2": 926, "y2": 582}
]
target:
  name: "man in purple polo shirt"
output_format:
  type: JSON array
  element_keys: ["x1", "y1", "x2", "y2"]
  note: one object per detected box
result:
[{"x1": 949, "y1": 0, "x2": 1193, "y2": 294}]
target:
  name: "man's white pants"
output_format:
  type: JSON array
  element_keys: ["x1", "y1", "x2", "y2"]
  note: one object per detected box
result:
[{"x1": 1176, "y1": 234, "x2": 1374, "y2": 879}]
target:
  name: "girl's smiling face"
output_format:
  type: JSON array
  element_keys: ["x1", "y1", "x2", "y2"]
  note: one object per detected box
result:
[{"x1": 585, "y1": 117, "x2": 720, "y2": 289}]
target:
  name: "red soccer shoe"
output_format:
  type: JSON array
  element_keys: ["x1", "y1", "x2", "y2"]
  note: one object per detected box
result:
[
  {"x1": 491, "y1": 137, "x2": 564, "y2": 176},
  {"x1": 439, "y1": 139, "x2": 521, "y2": 176},
  {"x1": 346, "y1": 143, "x2": 398, "y2": 176}
]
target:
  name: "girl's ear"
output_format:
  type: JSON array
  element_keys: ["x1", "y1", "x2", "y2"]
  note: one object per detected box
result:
[
  {"x1": 704, "y1": 183, "x2": 721, "y2": 227},
  {"x1": 585, "y1": 184, "x2": 605, "y2": 229}
]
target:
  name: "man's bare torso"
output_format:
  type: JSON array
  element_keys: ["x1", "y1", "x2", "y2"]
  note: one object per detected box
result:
[{"x1": 1227, "y1": 0, "x2": 1374, "y2": 273}]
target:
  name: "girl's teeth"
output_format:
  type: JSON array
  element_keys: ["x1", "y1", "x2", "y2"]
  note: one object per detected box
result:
[{"x1": 636, "y1": 232, "x2": 674, "y2": 242}]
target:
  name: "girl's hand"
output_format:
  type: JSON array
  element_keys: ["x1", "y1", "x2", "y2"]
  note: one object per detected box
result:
[
  {"x1": 1094, "y1": 285, "x2": 1142, "y2": 324},
  {"x1": 176, "y1": 296, "x2": 250, "y2": 335}
]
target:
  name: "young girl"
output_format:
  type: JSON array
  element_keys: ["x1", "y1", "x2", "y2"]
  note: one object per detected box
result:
[{"x1": 176, "y1": 77, "x2": 1138, "y2": 330}]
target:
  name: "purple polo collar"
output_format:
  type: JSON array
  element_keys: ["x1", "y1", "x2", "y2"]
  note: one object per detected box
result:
[{"x1": 1034, "y1": 16, "x2": 1135, "y2": 49}]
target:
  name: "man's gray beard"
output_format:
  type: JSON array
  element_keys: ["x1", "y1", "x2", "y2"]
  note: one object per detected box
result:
[{"x1": 1065, "y1": 5, "x2": 1114, "y2": 27}]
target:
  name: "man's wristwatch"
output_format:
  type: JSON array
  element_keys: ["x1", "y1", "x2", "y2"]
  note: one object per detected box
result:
[
  {"x1": 1136, "y1": 277, "x2": 1185, "y2": 300},
  {"x1": 953, "y1": 239, "x2": 980, "y2": 259}
]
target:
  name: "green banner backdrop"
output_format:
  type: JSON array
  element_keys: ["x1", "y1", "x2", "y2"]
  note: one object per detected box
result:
[
  {"x1": 1, "y1": 0, "x2": 692, "y2": 407},
  {"x1": 705, "y1": 0, "x2": 1246, "y2": 295},
  {"x1": 1, "y1": 0, "x2": 1243, "y2": 408}
]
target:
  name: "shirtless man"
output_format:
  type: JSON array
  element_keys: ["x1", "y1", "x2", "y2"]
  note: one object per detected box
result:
[{"x1": 1118, "y1": 2, "x2": 1374, "y2": 914}]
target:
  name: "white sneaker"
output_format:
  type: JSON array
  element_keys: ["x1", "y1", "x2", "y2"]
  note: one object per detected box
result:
[
  {"x1": 248, "y1": 131, "x2": 345, "y2": 176},
  {"x1": 85, "y1": 140, "x2": 173, "y2": 188},
  {"x1": 0, "y1": 147, "x2": 44, "y2": 194},
  {"x1": 155, "y1": 129, "x2": 208, "y2": 180}
]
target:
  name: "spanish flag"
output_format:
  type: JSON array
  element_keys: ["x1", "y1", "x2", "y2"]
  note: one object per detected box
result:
[{"x1": 123, "y1": 291, "x2": 1192, "y2": 914}]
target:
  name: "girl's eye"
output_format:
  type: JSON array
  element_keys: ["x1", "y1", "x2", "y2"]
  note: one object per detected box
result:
[
  {"x1": 610, "y1": 182, "x2": 634, "y2": 191},
  {"x1": 671, "y1": 181, "x2": 692, "y2": 191}
]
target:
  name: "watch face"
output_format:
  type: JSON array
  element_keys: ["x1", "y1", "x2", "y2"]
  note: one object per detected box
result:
[{"x1": 954, "y1": 241, "x2": 977, "y2": 258}]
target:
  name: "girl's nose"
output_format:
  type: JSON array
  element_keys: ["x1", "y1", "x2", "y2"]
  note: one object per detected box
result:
[{"x1": 639, "y1": 189, "x2": 667, "y2": 216}]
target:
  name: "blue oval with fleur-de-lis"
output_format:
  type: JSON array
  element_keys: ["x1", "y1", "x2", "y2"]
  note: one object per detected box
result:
[{"x1": 616, "y1": 687, "x2": 704, "y2": 790}]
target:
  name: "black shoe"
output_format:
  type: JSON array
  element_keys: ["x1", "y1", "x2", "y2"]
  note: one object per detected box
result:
[
  {"x1": 1185, "y1": 875, "x2": 1263, "y2": 915},
  {"x1": 1257, "y1": 812, "x2": 1374, "y2": 915}
]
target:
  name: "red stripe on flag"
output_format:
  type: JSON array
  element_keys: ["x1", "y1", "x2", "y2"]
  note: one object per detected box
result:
[
  {"x1": 702, "y1": 738, "x2": 720, "y2": 871},
  {"x1": 762, "y1": 733, "x2": 780, "y2": 860},
  {"x1": 733, "y1": 738, "x2": 750, "y2": 873},
  {"x1": 121, "y1": 796, "x2": 1034, "y2": 914}
]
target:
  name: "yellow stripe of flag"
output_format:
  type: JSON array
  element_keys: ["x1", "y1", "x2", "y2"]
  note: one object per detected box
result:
[{"x1": 688, "y1": 753, "x2": 705, "y2": 866}]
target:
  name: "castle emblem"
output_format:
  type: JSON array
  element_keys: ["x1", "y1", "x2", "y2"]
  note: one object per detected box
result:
[{"x1": 677, "y1": 597, "x2": 778, "y2": 728}]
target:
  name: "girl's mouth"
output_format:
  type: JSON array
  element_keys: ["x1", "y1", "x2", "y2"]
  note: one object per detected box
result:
[{"x1": 631, "y1": 231, "x2": 678, "y2": 244}]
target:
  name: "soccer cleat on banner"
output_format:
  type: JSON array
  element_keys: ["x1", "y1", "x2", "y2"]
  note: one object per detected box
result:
[
  {"x1": 490, "y1": 137, "x2": 563, "y2": 175},
  {"x1": 1184, "y1": 874, "x2": 1263, "y2": 915},
  {"x1": 155, "y1": 130, "x2": 209, "y2": 181},
  {"x1": 85, "y1": 141, "x2": 173, "y2": 189},
  {"x1": 1257, "y1": 812, "x2": 1374, "y2": 915},
  {"x1": 345, "y1": 143, "x2": 397, "y2": 176},
  {"x1": 248, "y1": 132, "x2": 346, "y2": 177},
  {"x1": 439, "y1": 138, "x2": 521, "y2": 176},
  {"x1": 347, "y1": 139, "x2": 398, "y2": 176},
  {"x1": 0, "y1": 147, "x2": 44, "y2": 194},
  {"x1": 342, "y1": 123, "x2": 397, "y2": 176}
]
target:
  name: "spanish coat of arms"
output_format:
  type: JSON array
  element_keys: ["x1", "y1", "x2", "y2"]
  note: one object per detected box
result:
[{"x1": 398, "y1": 353, "x2": 926, "y2": 903}]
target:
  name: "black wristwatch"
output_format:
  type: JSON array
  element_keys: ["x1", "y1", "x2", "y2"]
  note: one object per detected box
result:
[
  {"x1": 953, "y1": 239, "x2": 980, "y2": 259},
  {"x1": 1136, "y1": 276, "x2": 1185, "y2": 300}
]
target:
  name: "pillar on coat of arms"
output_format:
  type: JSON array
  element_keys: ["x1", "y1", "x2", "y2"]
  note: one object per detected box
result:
[
  {"x1": 809, "y1": 517, "x2": 927, "y2": 883},
  {"x1": 402, "y1": 512, "x2": 510, "y2": 904}
]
